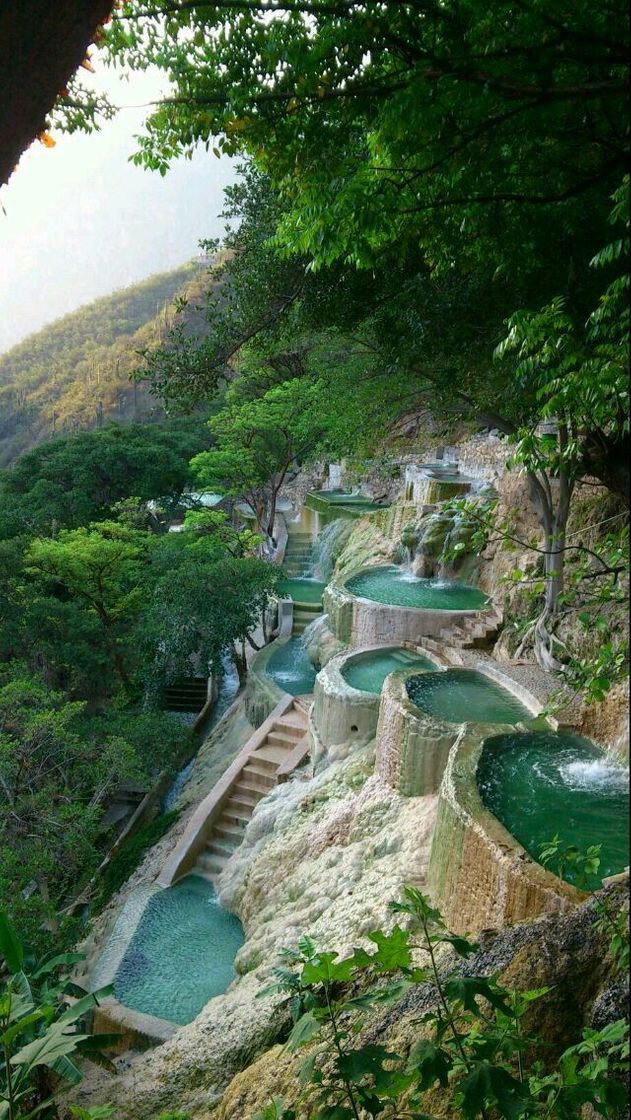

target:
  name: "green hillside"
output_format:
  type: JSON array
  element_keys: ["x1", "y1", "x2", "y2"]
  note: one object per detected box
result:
[{"x1": 0, "y1": 259, "x2": 211, "y2": 465}]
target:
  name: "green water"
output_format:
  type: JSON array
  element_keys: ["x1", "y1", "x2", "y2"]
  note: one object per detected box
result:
[
  {"x1": 345, "y1": 566, "x2": 488, "y2": 610},
  {"x1": 342, "y1": 648, "x2": 436, "y2": 694},
  {"x1": 277, "y1": 578, "x2": 325, "y2": 604},
  {"x1": 266, "y1": 636, "x2": 317, "y2": 695},
  {"x1": 114, "y1": 875, "x2": 244, "y2": 1024},
  {"x1": 312, "y1": 491, "x2": 383, "y2": 510},
  {"x1": 477, "y1": 731, "x2": 630, "y2": 889},
  {"x1": 406, "y1": 669, "x2": 531, "y2": 724}
]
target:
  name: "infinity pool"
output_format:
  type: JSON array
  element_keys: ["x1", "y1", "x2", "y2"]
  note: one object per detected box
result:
[
  {"x1": 477, "y1": 731, "x2": 630, "y2": 889},
  {"x1": 266, "y1": 636, "x2": 317, "y2": 696},
  {"x1": 406, "y1": 669, "x2": 531, "y2": 724},
  {"x1": 342, "y1": 648, "x2": 436, "y2": 694},
  {"x1": 345, "y1": 567, "x2": 488, "y2": 610},
  {"x1": 114, "y1": 876, "x2": 244, "y2": 1024}
]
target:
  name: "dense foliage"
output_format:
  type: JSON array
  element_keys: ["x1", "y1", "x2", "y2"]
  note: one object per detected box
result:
[
  {"x1": 0, "y1": 912, "x2": 116, "y2": 1119},
  {"x1": 0, "y1": 420, "x2": 280, "y2": 948}
]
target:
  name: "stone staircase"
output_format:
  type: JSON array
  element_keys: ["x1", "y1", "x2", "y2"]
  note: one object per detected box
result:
[
  {"x1": 283, "y1": 531, "x2": 314, "y2": 576},
  {"x1": 163, "y1": 676, "x2": 209, "y2": 712},
  {"x1": 292, "y1": 599, "x2": 323, "y2": 635},
  {"x1": 191, "y1": 700, "x2": 310, "y2": 883},
  {"x1": 438, "y1": 605, "x2": 503, "y2": 650}
]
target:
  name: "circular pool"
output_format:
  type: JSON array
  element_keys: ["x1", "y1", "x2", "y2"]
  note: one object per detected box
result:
[
  {"x1": 342, "y1": 647, "x2": 436, "y2": 694},
  {"x1": 277, "y1": 578, "x2": 325, "y2": 604},
  {"x1": 406, "y1": 669, "x2": 532, "y2": 725},
  {"x1": 345, "y1": 566, "x2": 488, "y2": 610},
  {"x1": 477, "y1": 731, "x2": 630, "y2": 889}
]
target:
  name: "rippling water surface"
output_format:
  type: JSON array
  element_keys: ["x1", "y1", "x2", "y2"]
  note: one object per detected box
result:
[
  {"x1": 477, "y1": 731, "x2": 630, "y2": 888},
  {"x1": 407, "y1": 669, "x2": 532, "y2": 724},
  {"x1": 346, "y1": 566, "x2": 488, "y2": 609},
  {"x1": 115, "y1": 875, "x2": 244, "y2": 1024}
]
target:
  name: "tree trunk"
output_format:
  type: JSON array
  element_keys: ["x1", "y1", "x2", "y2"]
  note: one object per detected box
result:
[
  {"x1": 232, "y1": 642, "x2": 248, "y2": 685},
  {"x1": 526, "y1": 425, "x2": 574, "y2": 672}
]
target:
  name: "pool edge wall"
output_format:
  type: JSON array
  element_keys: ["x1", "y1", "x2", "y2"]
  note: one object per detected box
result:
[
  {"x1": 376, "y1": 670, "x2": 461, "y2": 796},
  {"x1": 323, "y1": 570, "x2": 492, "y2": 647},
  {"x1": 427, "y1": 728, "x2": 585, "y2": 934},
  {"x1": 247, "y1": 638, "x2": 291, "y2": 725},
  {"x1": 313, "y1": 644, "x2": 444, "y2": 754}
]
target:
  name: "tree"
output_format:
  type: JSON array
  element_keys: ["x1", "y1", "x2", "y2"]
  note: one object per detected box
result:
[
  {"x1": 0, "y1": 419, "x2": 212, "y2": 538},
  {"x1": 24, "y1": 522, "x2": 148, "y2": 691},
  {"x1": 142, "y1": 514, "x2": 281, "y2": 689},
  {"x1": 104, "y1": 0, "x2": 627, "y2": 279},
  {"x1": 192, "y1": 374, "x2": 325, "y2": 544},
  {"x1": 494, "y1": 179, "x2": 629, "y2": 668}
]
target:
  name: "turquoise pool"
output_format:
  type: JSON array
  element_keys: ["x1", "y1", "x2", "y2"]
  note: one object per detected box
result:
[
  {"x1": 406, "y1": 669, "x2": 532, "y2": 725},
  {"x1": 342, "y1": 648, "x2": 436, "y2": 694},
  {"x1": 266, "y1": 636, "x2": 317, "y2": 696},
  {"x1": 345, "y1": 566, "x2": 488, "y2": 610},
  {"x1": 114, "y1": 876, "x2": 244, "y2": 1024},
  {"x1": 477, "y1": 731, "x2": 630, "y2": 889},
  {"x1": 277, "y1": 578, "x2": 326, "y2": 604}
]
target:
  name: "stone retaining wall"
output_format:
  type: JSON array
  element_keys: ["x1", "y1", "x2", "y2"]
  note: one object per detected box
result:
[
  {"x1": 376, "y1": 671, "x2": 461, "y2": 796},
  {"x1": 427, "y1": 728, "x2": 584, "y2": 933},
  {"x1": 324, "y1": 576, "x2": 489, "y2": 647}
]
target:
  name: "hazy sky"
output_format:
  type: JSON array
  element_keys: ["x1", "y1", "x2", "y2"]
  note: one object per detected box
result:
[{"x1": 0, "y1": 63, "x2": 236, "y2": 354}]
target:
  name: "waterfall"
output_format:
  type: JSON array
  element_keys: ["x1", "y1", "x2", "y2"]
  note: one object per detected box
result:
[{"x1": 310, "y1": 518, "x2": 354, "y2": 581}]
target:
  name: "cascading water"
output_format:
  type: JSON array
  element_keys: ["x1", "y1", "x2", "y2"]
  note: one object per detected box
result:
[
  {"x1": 266, "y1": 634, "x2": 317, "y2": 695},
  {"x1": 309, "y1": 518, "x2": 354, "y2": 581}
]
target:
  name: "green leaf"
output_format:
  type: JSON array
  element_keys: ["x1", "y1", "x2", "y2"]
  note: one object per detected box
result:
[
  {"x1": 408, "y1": 1040, "x2": 452, "y2": 1089},
  {"x1": 286, "y1": 1011, "x2": 321, "y2": 1050},
  {"x1": 10, "y1": 1023, "x2": 90, "y2": 1074},
  {"x1": 0, "y1": 911, "x2": 24, "y2": 974},
  {"x1": 460, "y1": 1061, "x2": 531, "y2": 1119},
  {"x1": 366, "y1": 925, "x2": 412, "y2": 971},
  {"x1": 444, "y1": 976, "x2": 512, "y2": 1017}
]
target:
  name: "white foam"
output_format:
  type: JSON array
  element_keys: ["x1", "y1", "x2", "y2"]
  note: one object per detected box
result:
[{"x1": 559, "y1": 758, "x2": 629, "y2": 791}]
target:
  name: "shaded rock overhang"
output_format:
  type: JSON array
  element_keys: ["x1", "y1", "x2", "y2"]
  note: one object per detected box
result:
[{"x1": 0, "y1": 1, "x2": 114, "y2": 186}]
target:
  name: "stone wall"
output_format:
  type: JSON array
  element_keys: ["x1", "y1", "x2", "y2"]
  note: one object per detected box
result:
[
  {"x1": 427, "y1": 728, "x2": 584, "y2": 933},
  {"x1": 324, "y1": 576, "x2": 491, "y2": 647},
  {"x1": 376, "y1": 672, "x2": 460, "y2": 796},
  {"x1": 456, "y1": 431, "x2": 510, "y2": 480},
  {"x1": 312, "y1": 653, "x2": 381, "y2": 755}
]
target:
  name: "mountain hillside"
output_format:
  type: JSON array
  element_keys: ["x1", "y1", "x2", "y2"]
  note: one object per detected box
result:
[{"x1": 0, "y1": 258, "x2": 217, "y2": 465}]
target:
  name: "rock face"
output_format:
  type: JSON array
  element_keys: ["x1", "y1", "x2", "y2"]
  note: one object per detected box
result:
[{"x1": 376, "y1": 671, "x2": 460, "y2": 796}]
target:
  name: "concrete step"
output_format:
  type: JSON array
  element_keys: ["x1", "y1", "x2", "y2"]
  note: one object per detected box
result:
[
  {"x1": 219, "y1": 809, "x2": 251, "y2": 830},
  {"x1": 230, "y1": 784, "x2": 265, "y2": 810},
  {"x1": 267, "y1": 729, "x2": 300, "y2": 750},
  {"x1": 275, "y1": 713, "x2": 307, "y2": 734},
  {"x1": 206, "y1": 837, "x2": 236, "y2": 859},
  {"x1": 214, "y1": 818, "x2": 246, "y2": 842},
  {"x1": 246, "y1": 752, "x2": 280, "y2": 773},
  {"x1": 255, "y1": 743, "x2": 293, "y2": 764},
  {"x1": 223, "y1": 796, "x2": 256, "y2": 819},
  {"x1": 241, "y1": 764, "x2": 276, "y2": 789}
]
